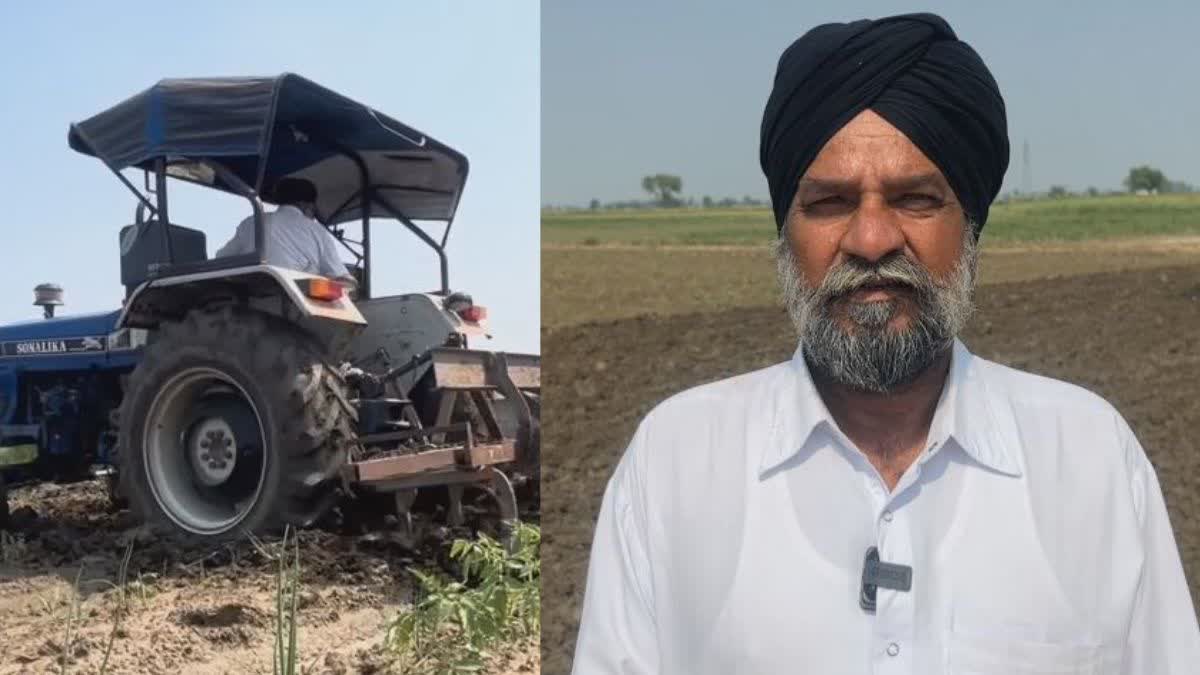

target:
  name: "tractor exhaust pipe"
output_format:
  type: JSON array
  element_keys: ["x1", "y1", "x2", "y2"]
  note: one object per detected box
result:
[{"x1": 34, "y1": 283, "x2": 64, "y2": 319}]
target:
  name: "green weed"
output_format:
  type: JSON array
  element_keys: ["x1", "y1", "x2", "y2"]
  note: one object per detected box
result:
[{"x1": 386, "y1": 522, "x2": 540, "y2": 673}]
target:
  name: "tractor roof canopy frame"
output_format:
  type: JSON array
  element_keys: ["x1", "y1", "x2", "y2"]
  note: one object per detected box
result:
[{"x1": 67, "y1": 73, "x2": 471, "y2": 298}]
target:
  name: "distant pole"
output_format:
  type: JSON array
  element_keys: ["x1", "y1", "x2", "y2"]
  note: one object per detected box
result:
[{"x1": 1021, "y1": 139, "x2": 1032, "y2": 196}]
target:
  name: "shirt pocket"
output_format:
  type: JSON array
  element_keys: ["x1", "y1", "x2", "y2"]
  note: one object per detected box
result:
[{"x1": 946, "y1": 625, "x2": 1121, "y2": 675}]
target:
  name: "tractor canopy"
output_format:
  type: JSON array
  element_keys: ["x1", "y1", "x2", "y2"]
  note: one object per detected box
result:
[{"x1": 68, "y1": 74, "x2": 469, "y2": 225}]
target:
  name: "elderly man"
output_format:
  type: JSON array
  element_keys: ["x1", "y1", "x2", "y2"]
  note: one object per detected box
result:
[
  {"x1": 572, "y1": 13, "x2": 1200, "y2": 675},
  {"x1": 216, "y1": 177, "x2": 358, "y2": 291}
]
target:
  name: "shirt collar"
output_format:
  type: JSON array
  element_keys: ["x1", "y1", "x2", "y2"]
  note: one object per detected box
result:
[{"x1": 758, "y1": 338, "x2": 1023, "y2": 479}]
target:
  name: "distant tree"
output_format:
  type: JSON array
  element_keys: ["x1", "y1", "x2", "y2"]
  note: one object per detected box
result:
[
  {"x1": 1164, "y1": 180, "x2": 1195, "y2": 194},
  {"x1": 1047, "y1": 185, "x2": 1069, "y2": 198},
  {"x1": 641, "y1": 174, "x2": 684, "y2": 206},
  {"x1": 1124, "y1": 165, "x2": 1167, "y2": 193},
  {"x1": 702, "y1": 195, "x2": 714, "y2": 208},
  {"x1": 1086, "y1": 186, "x2": 1099, "y2": 197},
  {"x1": 641, "y1": 176, "x2": 655, "y2": 199},
  {"x1": 588, "y1": 198, "x2": 601, "y2": 210}
]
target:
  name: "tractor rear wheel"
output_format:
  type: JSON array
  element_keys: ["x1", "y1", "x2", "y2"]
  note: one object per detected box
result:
[{"x1": 117, "y1": 307, "x2": 355, "y2": 542}]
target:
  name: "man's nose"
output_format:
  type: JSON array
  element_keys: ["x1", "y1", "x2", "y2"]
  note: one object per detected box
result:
[{"x1": 839, "y1": 196, "x2": 905, "y2": 263}]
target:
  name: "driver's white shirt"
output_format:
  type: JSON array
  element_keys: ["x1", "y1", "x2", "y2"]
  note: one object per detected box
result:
[
  {"x1": 215, "y1": 205, "x2": 348, "y2": 279},
  {"x1": 572, "y1": 339, "x2": 1200, "y2": 674}
]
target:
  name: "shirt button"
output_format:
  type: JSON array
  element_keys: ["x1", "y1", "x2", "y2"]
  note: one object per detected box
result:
[
  {"x1": 886, "y1": 643, "x2": 900, "y2": 657},
  {"x1": 882, "y1": 510, "x2": 894, "y2": 522}
]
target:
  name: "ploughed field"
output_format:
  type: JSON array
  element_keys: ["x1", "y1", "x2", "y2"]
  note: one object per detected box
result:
[
  {"x1": 0, "y1": 480, "x2": 540, "y2": 674},
  {"x1": 540, "y1": 237, "x2": 1200, "y2": 674}
]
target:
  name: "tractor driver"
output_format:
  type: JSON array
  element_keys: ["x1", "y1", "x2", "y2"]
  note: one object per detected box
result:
[{"x1": 215, "y1": 177, "x2": 358, "y2": 294}]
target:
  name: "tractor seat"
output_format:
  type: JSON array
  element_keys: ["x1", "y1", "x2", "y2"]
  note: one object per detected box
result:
[{"x1": 119, "y1": 221, "x2": 208, "y2": 296}]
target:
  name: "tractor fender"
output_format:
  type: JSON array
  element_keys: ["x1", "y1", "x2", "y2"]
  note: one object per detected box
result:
[{"x1": 117, "y1": 264, "x2": 366, "y2": 330}]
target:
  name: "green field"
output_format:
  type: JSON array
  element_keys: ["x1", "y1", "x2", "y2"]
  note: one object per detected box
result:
[{"x1": 543, "y1": 194, "x2": 1200, "y2": 246}]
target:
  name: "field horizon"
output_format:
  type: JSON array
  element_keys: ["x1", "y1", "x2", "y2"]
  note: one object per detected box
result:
[{"x1": 543, "y1": 193, "x2": 1200, "y2": 247}]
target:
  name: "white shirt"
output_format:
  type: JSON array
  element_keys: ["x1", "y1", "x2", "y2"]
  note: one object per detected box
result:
[
  {"x1": 215, "y1": 205, "x2": 350, "y2": 280},
  {"x1": 573, "y1": 339, "x2": 1200, "y2": 674}
]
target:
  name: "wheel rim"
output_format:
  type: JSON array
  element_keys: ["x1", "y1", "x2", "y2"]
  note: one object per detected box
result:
[
  {"x1": 187, "y1": 417, "x2": 238, "y2": 487},
  {"x1": 143, "y1": 367, "x2": 267, "y2": 535}
]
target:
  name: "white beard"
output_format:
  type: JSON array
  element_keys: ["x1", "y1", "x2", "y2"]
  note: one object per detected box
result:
[{"x1": 773, "y1": 227, "x2": 978, "y2": 393}]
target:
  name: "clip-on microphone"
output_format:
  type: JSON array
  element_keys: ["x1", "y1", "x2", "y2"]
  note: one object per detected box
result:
[{"x1": 860, "y1": 546, "x2": 912, "y2": 613}]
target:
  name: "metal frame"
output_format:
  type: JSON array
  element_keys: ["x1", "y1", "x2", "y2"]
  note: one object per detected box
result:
[
  {"x1": 69, "y1": 123, "x2": 159, "y2": 219},
  {"x1": 310, "y1": 136, "x2": 458, "y2": 297},
  {"x1": 373, "y1": 190, "x2": 451, "y2": 294},
  {"x1": 341, "y1": 346, "x2": 539, "y2": 484},
  {"x1": 70, "y1": 121, "x2": 459, "y2": 302}
]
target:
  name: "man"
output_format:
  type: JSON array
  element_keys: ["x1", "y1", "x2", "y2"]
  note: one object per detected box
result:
[
  {"x1": 216, "y1": 177, "x2": 358, "y2": 292},
  {"x1": 573, "y1": 13, "x2": 1199, "y2": 674}
]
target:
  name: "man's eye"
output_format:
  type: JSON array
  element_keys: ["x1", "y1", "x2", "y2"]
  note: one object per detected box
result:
[
  {"x1": 803, "y1": 196, "x2": 849, "y2": 210},
  {"x1": 895, "y1": 193, "x2": 942, "y2": 209}
]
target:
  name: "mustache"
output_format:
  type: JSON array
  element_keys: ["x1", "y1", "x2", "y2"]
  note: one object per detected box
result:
[{"x1": 815, "y1": 254, "x2": 938, "y2": 301}]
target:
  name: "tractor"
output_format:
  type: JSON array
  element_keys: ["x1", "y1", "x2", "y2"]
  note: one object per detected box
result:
[{"x1": 0, "y1": 74, "x2": 539, "y2": 542}]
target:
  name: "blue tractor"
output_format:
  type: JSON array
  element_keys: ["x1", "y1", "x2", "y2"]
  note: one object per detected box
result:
[
  {"x1": 0, "y1": 75, "x2": 539, "y2": 541},
  {"x1": 0, "y1": 286, "x2": 138, "y2": 504}
]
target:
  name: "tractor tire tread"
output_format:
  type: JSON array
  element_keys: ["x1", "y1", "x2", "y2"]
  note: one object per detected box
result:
[{"x1": 117, "y1": 307, "x2": 354, "y2": 541}]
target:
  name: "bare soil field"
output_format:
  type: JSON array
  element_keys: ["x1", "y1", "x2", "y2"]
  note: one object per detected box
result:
[
  {"x1": 540, "y1": 259, "x2": 1200, "y2": 674},
  {"x1": 0, "y1": 481, "x2": 539, "y2": 674}
]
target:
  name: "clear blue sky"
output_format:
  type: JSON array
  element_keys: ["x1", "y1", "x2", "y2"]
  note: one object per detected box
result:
[
  {"x1": 0, "y1": 2, "x2": 539, "y2": 354},
  {"x1": 543, "y1": 0, "x2": 1200, "y2": 206}
]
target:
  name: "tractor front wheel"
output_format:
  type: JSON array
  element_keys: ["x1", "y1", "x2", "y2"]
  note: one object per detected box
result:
[{"x1": 117, "y1": 307, "x2": 355, "y2": 542}]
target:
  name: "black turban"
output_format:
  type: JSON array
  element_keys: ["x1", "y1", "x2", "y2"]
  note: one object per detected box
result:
[
  {"x1": 271, "y1": 177, "x2": 318, "y2": 204},
  {"x1": 759, "y1": 13, "x2": 1009, "y2": 238}
]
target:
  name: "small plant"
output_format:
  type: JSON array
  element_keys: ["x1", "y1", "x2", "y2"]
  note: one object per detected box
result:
[
  {"x1": 127, "y1": 571, "x2": 158, "y2": 604},
  {"x1": 386, "y1": 522, "x2": 540, "y2": 673},
  {"x1": 272, "y1": 527, "x2": 302, "y2": 675},
  {"x1": 98, "y1": 541, "x2": 136, "y2": 674},
  {"x1": 58, "y1": 565, "x2": 85, "y2": 675},
  {"x1": 241, "y1": 526, "x2": 304, "y2": 674}
]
